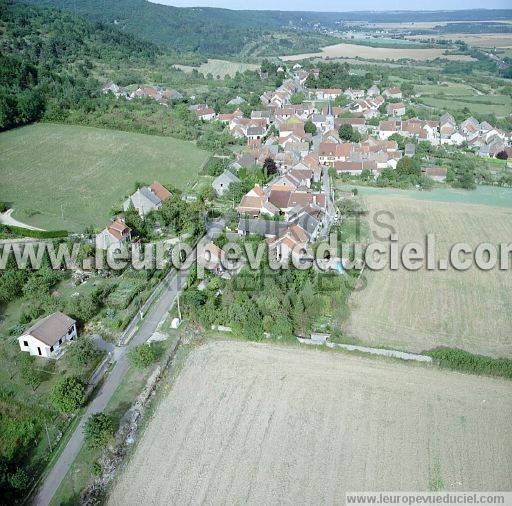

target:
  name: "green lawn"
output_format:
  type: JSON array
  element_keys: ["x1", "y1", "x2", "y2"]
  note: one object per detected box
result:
[
  {"x1": 0, "y1": 123, "x2": 209, "y2": 231},
  {"x1": 174, "y1": 59, "x2": 259, "y2": 78}
]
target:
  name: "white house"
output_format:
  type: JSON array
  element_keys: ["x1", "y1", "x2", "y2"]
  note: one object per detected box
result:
[
  {"x1": 18, "y1": 312, "x2": 77, "y2": 359},
  {"x1": 386, "y1": 102, "x2": 406, "y2": 117},
  {"x1": 367, "y1": 85, "x2": 380, "y2": 97},
  {"x1": 383, "y1": 87, "x2": 402, "y2": 99},
  {"x1": 96, "y1": 218, "x2": 132, "y2": 250}
]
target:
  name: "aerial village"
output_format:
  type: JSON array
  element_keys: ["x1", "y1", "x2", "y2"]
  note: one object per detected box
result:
[{"x1": 98, "y1": 64, "x2": 512, "y2": 275}]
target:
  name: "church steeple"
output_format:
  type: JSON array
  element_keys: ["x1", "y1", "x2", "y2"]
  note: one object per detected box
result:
[
  {"x1": 326, "y1": 101, "x2": 334, "y2": 130},
  {"x1": 327, "y1": 101, "x2": 333, "y2": 118}
]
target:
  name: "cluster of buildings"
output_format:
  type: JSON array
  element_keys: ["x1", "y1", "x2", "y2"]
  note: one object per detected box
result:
[
  {"x1": 232, "y1": 160, "x2": 335, "y2": 264},
  {"x1": 102, "y1": 82, "x2": 183, "y2": 103},
  {"x1": 96, "y1": 181, "x2": 171, "y2": 250}
]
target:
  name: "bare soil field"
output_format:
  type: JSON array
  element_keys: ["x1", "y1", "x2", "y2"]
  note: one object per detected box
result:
[
  {"x1": 108, "y1": 341, "x2": 512, "y2": 505},
  {"x1": 281, "y1": 43, "x2": 476, "y2": 62},
  {"x1": 345, "y1": 194, "x2": 512, "y2": 358}
]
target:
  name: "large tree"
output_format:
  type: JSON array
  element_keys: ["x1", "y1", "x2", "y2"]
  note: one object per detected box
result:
[{"x1": 50, "y1": 376, "x2": 86, "y2": 413}]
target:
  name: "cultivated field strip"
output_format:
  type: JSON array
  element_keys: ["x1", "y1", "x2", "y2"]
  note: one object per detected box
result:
[
  {"x1": 108, "y1": 341, "x2": 512, "y2": 505},
  {"x1": 346, "y1": 195, "x2": 512, "y2": 357}
]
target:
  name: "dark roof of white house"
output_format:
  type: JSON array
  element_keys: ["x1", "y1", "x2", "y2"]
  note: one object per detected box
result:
[{"x1": 24, "y1": 312, "x2": 76, "y2": 346}]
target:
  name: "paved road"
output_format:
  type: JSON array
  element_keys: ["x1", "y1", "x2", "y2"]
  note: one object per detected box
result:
[
  {"x1": 318, "y1": 166, "x2": 336, "y2": 242},
  {"x1": 33, "y1": 265, "x2": 191, "y2": 506}
]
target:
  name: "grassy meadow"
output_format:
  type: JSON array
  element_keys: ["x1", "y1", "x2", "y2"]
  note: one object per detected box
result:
[
  {"x1": 345, "y1": 188, "x2": 512, "y2": 358},
  {"x1": 0, "y1": 123, "x2": 209, "y2": 231},
  {"x1": 174, "y1": 59, "x2": 259, "y2": 78},
  {"x1": 418, "y1": 94, "x2": 512, "y2": 116}
]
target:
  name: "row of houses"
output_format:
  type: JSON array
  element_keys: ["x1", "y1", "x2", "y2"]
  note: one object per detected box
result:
[
  {"x1": 378, "y1": 114, "x2": 511, "y2": 157},
  {"x1": 309, "y1": 85, "x2": 402, "y2": 102}
]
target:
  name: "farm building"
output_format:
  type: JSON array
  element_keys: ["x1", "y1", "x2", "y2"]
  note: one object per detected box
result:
[
  {"x1": 18, "y1": 312, "x2": 77, "y2": 359},
  {"x1": 423, "y1": 167, "x2": 447, "y2": 182}
]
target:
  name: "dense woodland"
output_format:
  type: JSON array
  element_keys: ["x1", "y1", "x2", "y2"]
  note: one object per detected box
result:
[{"x1": 21, "y1": 0, "x2": 338, "y2": 56}]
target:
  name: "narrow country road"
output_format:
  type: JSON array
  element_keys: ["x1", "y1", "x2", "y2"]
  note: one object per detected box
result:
[{"x1": 33, "y1": 262, "x2": 192, "y2": 505}]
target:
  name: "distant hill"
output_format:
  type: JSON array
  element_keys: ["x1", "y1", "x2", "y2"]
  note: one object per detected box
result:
[
  {"x1": 23, "y1": 1, "x2": 512, "y2": 56},
  {"x1": 20, "y1": 0, "x2": 337, "y2": 56}
]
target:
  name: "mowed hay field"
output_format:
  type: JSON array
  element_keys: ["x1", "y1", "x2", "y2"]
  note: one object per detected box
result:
[
  {"x1": 0, "y1": 123, "x2": 209, "y2": 231},
  {"x1": 345, "y1": 194, "x2": 512, "y2": 358},
  {"x1": 174, "y1": 59, "x2": 259, "y2": 78},
  {"x1": 281, "y1": 43, "x2": 476, "y2": 62},
  {"x1": 108, "y1": 341, "x2": 512, "y2": 505}
]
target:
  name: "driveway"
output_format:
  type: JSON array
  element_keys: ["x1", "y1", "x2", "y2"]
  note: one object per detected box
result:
[{"x1": 0, "y1": 209, "x2": 45, "y2": 231}]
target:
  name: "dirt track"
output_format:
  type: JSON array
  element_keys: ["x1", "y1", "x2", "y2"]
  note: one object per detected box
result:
[{"x1": 108, "y1": 341, "x2": 512, "y2": 505}]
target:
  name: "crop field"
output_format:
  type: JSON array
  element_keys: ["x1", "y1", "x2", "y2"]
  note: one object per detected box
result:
[
  {"x1": 417, "y1": 94, "x2": 512, "y2": 117},
  {"x1": 281, "y1": 43, "x2": 476, "y2": 62},
  {"x1": 410, "y1": 33, "x2": 512, "y2": 48},
  {"x1": 174, "y1": 59, "x2": 259, "y2": 78},
  {"x1": 343, "y1": 185, "x2": 512, "y2": 209},
  {"x1": 108, "y1": 341, "x2": 512, "y2": 505},
  {"x1": 345, "y1": 193, "x2": 512, "y2": 358},
  {"x1": 0, "y1": 124, "x2": 209, "y2": 231}
]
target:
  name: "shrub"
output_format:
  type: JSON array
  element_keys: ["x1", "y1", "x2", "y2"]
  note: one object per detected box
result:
[
  {"x1": 427, "y1": 347, "x2": 512, "y2": 380},
  {"x1": 128, "y1": 344, "x2": 158, "y2": 368},
  {"x1": 84, "y1": 413, "x2": 115, "y2": 449},
  {"x1": 67, "y1": 336, "x2": 100, "y2": 368},
  {"x1": 50, "y1": 376, "x2": 86, "y2": 413},
  {"x1": 19, "y1": 354, "x2": 43, "y2": 391},
  {"x1": 91, "y1": 461, "x2": 103, "y2": 477},
  {"x1": 7, "y1": 468, "x2": 30, "y2": 491}
]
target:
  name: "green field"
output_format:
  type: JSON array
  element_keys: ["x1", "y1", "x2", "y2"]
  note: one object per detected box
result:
[
  {"x1": 0, "y1": 124, "x2": 209, "y2": 231},
  {"x1": 340, "y1": 185, "x2": 512, "y2": 209},
  {"x1": 174, "y1": 59, "x2": 259, "y2": 78},
  {"x1": 414, "y1": 82, "x2": 478, "y2": 97},
  {"x1": 418, "y1": 94, "x2": 512, "y2": 116}
]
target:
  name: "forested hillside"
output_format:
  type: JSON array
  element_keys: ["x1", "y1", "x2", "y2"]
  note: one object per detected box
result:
[
  {"x1": 22, "y1": 0, "x2": 338, "y2": 56},
  {"x1": 0, "y1": 0, "x2": 163, "y2": 130}
]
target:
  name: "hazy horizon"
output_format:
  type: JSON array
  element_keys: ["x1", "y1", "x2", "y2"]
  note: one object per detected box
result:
[{"x1": 150, "y1": 0, "x2": 512, "y2": 12}]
